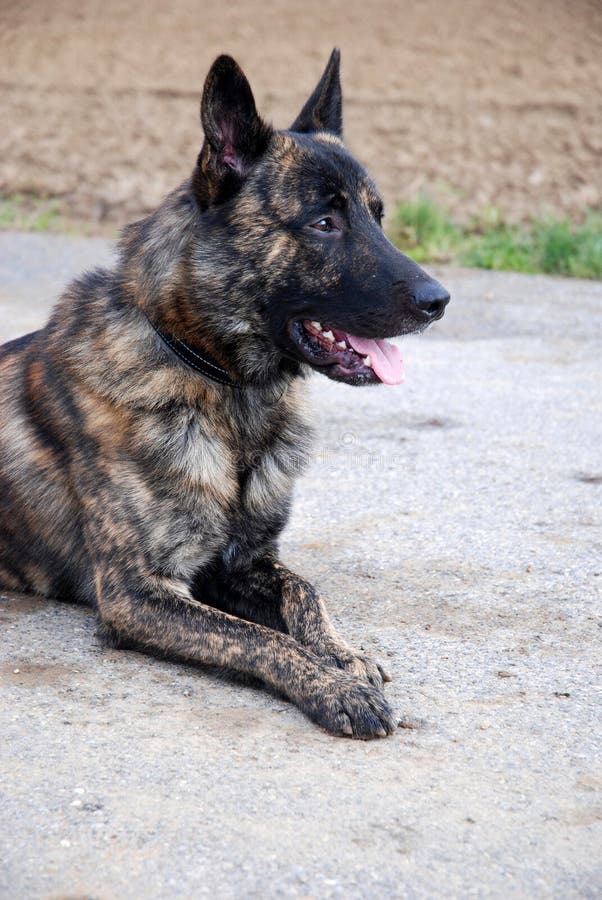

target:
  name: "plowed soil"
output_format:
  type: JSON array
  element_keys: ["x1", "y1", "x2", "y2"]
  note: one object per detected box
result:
[{"x1": 1, "y1": 0, "x2": 601, "y2": 230}]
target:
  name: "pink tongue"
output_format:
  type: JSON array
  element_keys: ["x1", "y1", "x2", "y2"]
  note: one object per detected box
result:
[{"x1": 344, "y1": 334, "x2": 404, "y2": 385}]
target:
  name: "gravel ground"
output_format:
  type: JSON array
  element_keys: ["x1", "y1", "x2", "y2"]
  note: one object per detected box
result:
[{"x1": 0, "y1": 232, "x2": 601, "y2": 898}]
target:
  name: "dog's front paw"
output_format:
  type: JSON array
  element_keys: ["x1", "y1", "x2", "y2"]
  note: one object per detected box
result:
[
  {"x1": 302, "y1": 671, "x2": 396, "y2": 739},
  {"x1": 318, "y1": 639, "x2": 392, "y2": 688}
]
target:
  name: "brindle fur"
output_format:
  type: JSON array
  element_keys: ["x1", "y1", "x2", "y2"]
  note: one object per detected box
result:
[{"x1": 0, "y1": 50, "x2": 449, "y2": 738}]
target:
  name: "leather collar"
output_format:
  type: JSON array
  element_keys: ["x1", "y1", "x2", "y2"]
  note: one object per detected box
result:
[{"x1": 145, "y1": 315, "x2": 236, "y2": 387}]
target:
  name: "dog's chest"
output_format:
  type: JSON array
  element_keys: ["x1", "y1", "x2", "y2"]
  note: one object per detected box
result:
[{"x1": 139, "y1": 385, "x2": 311, "y2": 572}]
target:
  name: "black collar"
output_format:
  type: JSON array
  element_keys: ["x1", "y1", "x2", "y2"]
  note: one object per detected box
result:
[{"x1": 145, "y1": 315, "x2": 236, "y2": 387}]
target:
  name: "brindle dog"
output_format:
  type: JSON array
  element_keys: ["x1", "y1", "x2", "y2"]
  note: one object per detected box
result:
[{"x1": 0, "y1": 50, "x2": 449, "y2": 738}]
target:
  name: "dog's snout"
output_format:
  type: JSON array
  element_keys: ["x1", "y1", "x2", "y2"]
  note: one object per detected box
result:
[{"x1": 412, "y1": 279, "x2": 450, "y2": 320}]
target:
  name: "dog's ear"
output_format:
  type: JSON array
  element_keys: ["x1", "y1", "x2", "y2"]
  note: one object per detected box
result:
[
  {"x1": 194, "y1": 55, "x2": 272, "y2": 209},
  {"x1": 290, "y1": 48, "x2": 342, "y2": 137}
]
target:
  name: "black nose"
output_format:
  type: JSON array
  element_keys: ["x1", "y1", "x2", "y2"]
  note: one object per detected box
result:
[{"x1": 412, "y1": 279, "x2": 451, "y2": 320}]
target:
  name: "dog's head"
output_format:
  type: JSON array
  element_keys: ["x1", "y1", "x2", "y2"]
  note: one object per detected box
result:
[{"x1": 191, "y1": 50, "x2": 449, "y2": 386}]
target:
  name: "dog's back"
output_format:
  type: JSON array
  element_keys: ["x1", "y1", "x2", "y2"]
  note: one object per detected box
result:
[{"x1": 0, "y1": 285, "x2": 100, "y2": 599}]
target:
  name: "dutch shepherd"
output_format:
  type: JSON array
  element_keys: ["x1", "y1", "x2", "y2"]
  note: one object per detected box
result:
[{"x1": 0, "y1": 50, "x2": 449, "y2": 738}]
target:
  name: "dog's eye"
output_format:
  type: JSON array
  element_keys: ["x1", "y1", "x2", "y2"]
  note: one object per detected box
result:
[{"x1": 311, "y1": 217, "x2": 335, "y2": 233}]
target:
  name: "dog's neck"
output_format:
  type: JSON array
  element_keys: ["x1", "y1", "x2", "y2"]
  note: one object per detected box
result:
[
  {"x1": 143, "y1": 312, "x2": 236, "y2": 387},
  {"x1": 118, "y1": 183, "x2": 301, "y2": 391}
]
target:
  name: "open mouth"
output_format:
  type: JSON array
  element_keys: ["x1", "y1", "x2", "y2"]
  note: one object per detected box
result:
[{"x1": 287, "y1": 319, "x2": 405, "y2": 385}]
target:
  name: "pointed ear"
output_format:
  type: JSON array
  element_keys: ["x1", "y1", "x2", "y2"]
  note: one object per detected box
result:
[
  {"x1": 290, "y1": 48, "x2": 343, "y2": 137},
  {"x1": 194, "y1": 55, "x2": 272, "y2": 209}
]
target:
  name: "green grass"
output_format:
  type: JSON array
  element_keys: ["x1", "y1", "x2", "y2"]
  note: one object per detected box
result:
[
  {"x1": 389, "y1": 197, "x2": 602, "y2": 279},
  {"x1": 0, "y1": 193, "x2": 62, "y2": 232}
]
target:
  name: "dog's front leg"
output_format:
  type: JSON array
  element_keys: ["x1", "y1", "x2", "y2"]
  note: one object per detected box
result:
[
  {"x1": 93, "y1": 566, "x2": 395, "y2": 739},
  {"x1": 219, "y1": 557, "x2": 391, "y2": 688},
  {"x1": 275, "y1": 562, "x2": 393, "y2": 688}
]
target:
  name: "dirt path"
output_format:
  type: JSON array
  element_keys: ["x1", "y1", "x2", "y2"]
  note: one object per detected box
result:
[
  {"x1": 1, "y1": 0, "x2": 601, "y2": 230},
  {"x1": 1, "y1": 232, "x2": 601, "y2": 897}
]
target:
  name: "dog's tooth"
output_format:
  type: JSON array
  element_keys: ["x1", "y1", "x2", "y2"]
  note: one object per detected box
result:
[
  {"x1": 322, "y1": 330, "x2": 334, "y2": 341},
  {"x1": 363, "y1": 355, "x2": 372, "y2": 367},
  {"x1": 311, "y1": 321, "x2": 322, "y2": 331},
  {"x1": 336, "y1": 340, "x2": 346, "y2": 349}
]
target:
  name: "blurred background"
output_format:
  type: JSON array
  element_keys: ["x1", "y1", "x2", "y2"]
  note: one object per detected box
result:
[{"x1": 1, "y1": 0, "x2": 600, "y2": 247}]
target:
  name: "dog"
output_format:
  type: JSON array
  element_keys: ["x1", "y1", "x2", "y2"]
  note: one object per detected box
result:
[{"x1": 0, "y1": 49, "x2": 449, "y2": 738}]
